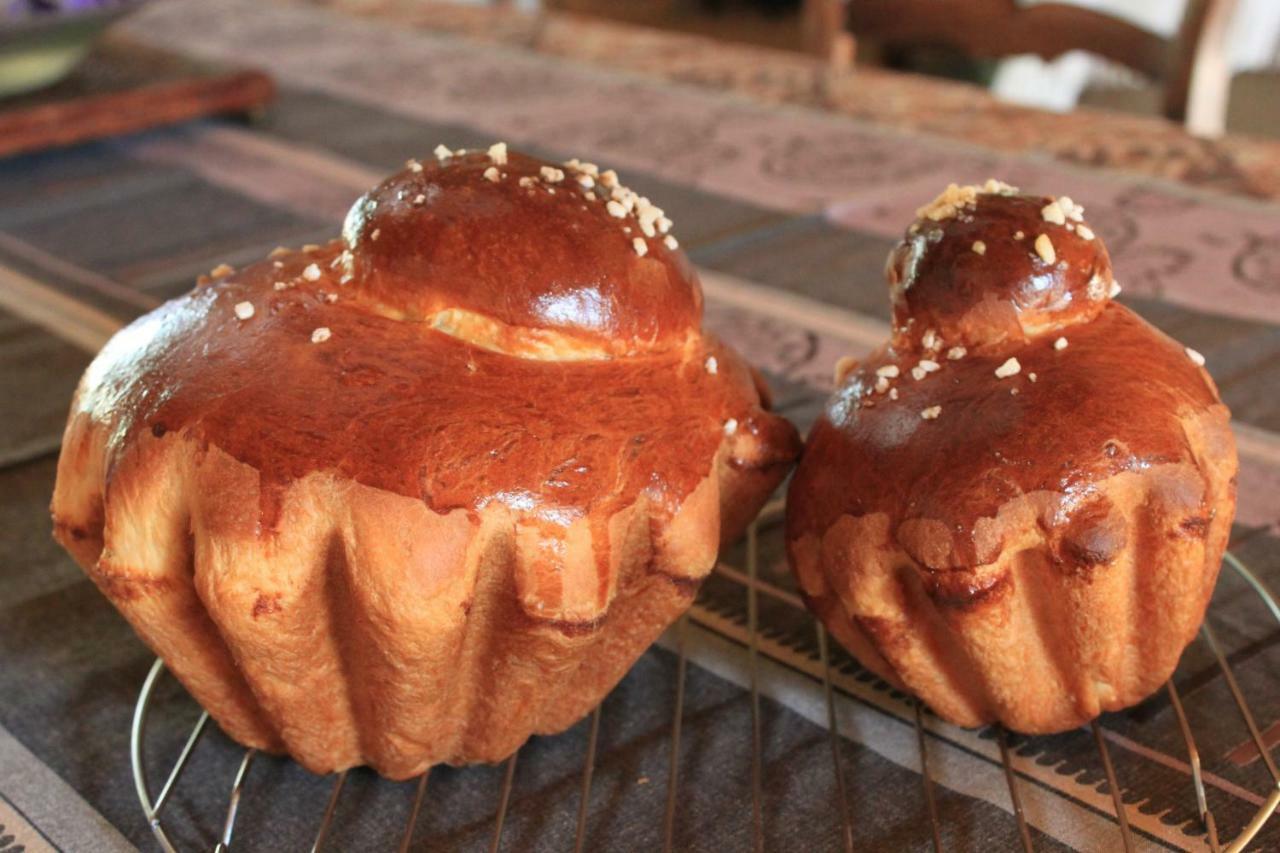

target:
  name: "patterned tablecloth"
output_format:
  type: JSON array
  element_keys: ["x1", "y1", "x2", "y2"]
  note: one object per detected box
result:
[{"x1": 0, "y1": 1, "x2": 1277, "y2": 850}]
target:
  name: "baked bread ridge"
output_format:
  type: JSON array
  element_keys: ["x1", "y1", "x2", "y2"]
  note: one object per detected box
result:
[
  {"x1": 50, "y1": 146, "x2": 801, "y2": 778},
  {"x1": 786, "y1": 182, "x2": 1238, "y2": 733}
]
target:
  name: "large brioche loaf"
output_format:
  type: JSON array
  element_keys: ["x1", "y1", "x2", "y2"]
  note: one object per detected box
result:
[
  {"x1": 51, "y1": 146, "x2": 800, "y2": 778},
  {"x1": 787, "y1": 182, "x2": 1237, "y2": 733}
]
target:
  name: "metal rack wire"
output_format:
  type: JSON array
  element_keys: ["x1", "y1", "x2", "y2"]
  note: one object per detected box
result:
[{"x1": 131, "y1": 502, "x2": 1280, "y2": 851}]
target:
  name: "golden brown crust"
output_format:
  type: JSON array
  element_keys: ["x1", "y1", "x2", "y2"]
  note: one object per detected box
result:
[
  {"x1": 343, "y1": 149, "x2": 699, "y2": 355},
  {"x1": 73, "y1": 256, "x2": 785, "y2": 535},
  {"x1": 787, "y1": 183, "x2": 1237, "y2": 733},
  {"x1": 789, "y1": 306, "x2": 1226, "y2": 567},
  {"x1": 887, "y1": 188, "x2": 1113, "y2": 350},
  {"x1": 51, "y1": 148, "x2": 800, "y2": 777}
]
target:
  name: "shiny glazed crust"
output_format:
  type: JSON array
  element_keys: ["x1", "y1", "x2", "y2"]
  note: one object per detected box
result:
[
  {"x1": 51, "y1": 148, "x2": 800, "y2": 778},
  {"x1": 786, "y1": 184, "x2": 1237, "y2": 733}
]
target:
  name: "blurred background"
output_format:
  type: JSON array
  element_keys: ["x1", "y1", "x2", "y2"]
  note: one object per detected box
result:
[
  {"x1": 4, "y1": 0, "x2": 1280, "y2": 144},
  {"x1": 470, "y1": 0, "x2": 1280, "y2": 139}
]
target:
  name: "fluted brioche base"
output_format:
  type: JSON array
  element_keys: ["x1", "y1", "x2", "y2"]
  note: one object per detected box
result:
[
  {"x1": 53, "y1": 415, "x2": 786, "y2": 779},
  {"x1": 48, "y1": 146, "x2": 804, "y2": 778},
  {"x1": 789, "y1": 410, "x2": 1236, "y2": 734}
]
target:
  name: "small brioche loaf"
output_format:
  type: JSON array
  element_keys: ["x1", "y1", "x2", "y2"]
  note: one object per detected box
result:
[
  {"x1": 52, "y1": 146, "x2": 800, "y2": 778},
  {"x1": 787, "y1": 182, "x2": 1237, "y2": 733}
]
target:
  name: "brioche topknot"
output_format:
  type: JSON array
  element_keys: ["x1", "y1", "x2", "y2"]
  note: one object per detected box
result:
[
  {"x1": 340, "y1": 144, "x2": 694, "y2": 359},
  {"x1": 887, "y1": 180, "x2": 1115, "y2": 352}
]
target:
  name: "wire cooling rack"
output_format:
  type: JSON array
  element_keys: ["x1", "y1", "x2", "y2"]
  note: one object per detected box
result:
[{"x1": 130, "y1": 501, "x2": 1280, "y2": 852}]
